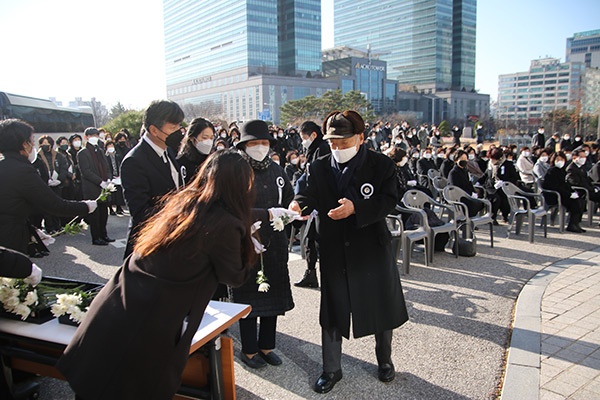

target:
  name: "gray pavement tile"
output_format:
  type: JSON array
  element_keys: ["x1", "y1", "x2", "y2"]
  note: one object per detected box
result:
[
  {"x1": 583, "y1": 380, "x2": 600, "y2": 395},
  {"x1": 542, "y1": 378, "x2": 581, "y2": 397},
  {"x1": 553, "y1": 370, "x2": 592, "y2": 390},
  {"x1": 566, "y1": 342, "x2": 599, "y2": 356},
  {"x1": 540, "y1": 388, "x2": 566, "y2": 400},
  {"x1": 570, "y1": 388, "x2": 600, "y2": 400}
]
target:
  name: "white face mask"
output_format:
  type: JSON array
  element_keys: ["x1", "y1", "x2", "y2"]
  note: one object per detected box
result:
[
  {"x1": 576, "y1": 157, "x2": 587, "y2": 166},
  {"x1": 522, "y1": 151, "x2": 530, "y2": 157},
  {"x1": 195, "y1": 138, "x2": 213, "y2": 155},
  {"x1": 539, "y1": 156, "x2": 549, "y2": 163},
  {"x1": 566, "y1": 153, "x2": 572, "y2": 160},
  {"x1": 424, "y1": 153, "x2": 432, "y2": 159},
  {"x1": 291, "y1": 158, "x2": 299, "y2": 165},
  {"x1": 220, "y1": 133, "x2": 227, "y2": 138},
  {"x1": 87, "y1": 137, "x2": 99, "y2": 146},
  {"x1": 28, "y1": 145, "x2": 37, "y2": 163},
  {"x1": 72, "y1": 140, "x2": 82, "y2": 149},
  {"x1": 399, "y1": 156, "x2": 408, "y2": 167},
  {"x1": 412, "y1": 152, "x2": 419, "y2": 158},
  {"x1": 302, "y1": 137, "x2": 313, "y2": 150},
  {"x1": 278, "y1": 133, "x2": 284, "y2": 138},
  {"x1": 245, "y1": 144, "x2": 270, "y2": 161},
  {"x1": 107, "y1": 147, "x2": 115, "y2": 154},
  {"x1": 216, "y1": 145, "x2": 225, "y2": 151},
  {"x1": 555, "y1": 160, "x2": 565, "y2": 168},
  {"x1": 468, "y1": 154, "x2": 475, "y2": 160},
  {"x1": 564, "y1": 136, "x2": 570, "y2": 140},
  {"x1": 331, "y1": 139, "x2": 359, "y2": 164}
]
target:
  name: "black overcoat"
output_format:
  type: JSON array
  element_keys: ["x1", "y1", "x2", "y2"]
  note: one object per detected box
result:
[
  {"x1": 0, "y1": 152, "x2": 88, "y2": 253},
  {"x1": 57, "y1": 206, "x2": 253, "y2": 400},
  {"x1": 77, "y1": 144, "x2": 112, "y2": 200},
  {"x1": 295, "y1": 149, "x2": 408, "y2": 339},
  {"x1": 230, "y1": 161, "x2": 295, "y2": 318}
]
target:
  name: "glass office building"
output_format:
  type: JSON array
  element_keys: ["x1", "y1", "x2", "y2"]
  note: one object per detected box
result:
[
  {"x1": 334, "y1": 0, "x2": 476, "y2": 92},
  {"x1": 566, "y1": 29, "x2": 600, "y2": 69},
  {"x1": 163, "y1": 0, "x2": 323, "y2": 123}
]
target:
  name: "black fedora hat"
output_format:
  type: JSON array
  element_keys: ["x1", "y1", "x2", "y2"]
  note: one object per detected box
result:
[{"x1": 236, "y1": 120, "x2": 276, "y2": 148}]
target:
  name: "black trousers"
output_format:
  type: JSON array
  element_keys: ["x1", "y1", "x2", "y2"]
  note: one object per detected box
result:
[
  {"x1": 321, "y1": 326, "x2": 393, "y2": 373},
  {"x1": 86, "y1": 202, "x2": 108, "y2": 241},
  {"x1": 305, "y1": 224, "x2": 319, "y2": 271},
  {"x1": 239, "y1": 316, "x2": 277, "y2": 354}
]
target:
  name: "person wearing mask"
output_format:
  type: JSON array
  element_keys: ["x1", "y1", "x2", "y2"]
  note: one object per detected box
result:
[
  {"x1": 416, "y1": 147, "x2": 437, "y2": 187},
  {"x1": 290, "y1": 110, "x2": 408, "y2": 393},
  {"x1": 533, "y1": 150, "x2": 550, "y2": 181},
  {"x1": 389, "y1": 147, "x2": 432, "y2": 200},
  {"x1": 78, "y1": 128, "x2": 113, "y2": 245},
  {"x1": 531, "y1": 126, "x2": 545, "y2": 148},
  {"x1": 476, "y1": 150, "x2": 489, "y2": 174},
  {"x1": 406, "y1": 128, "x2": 420, "y2": 148},
  {"x1": 440, "y1": 147, "x2": 457, "y2": 178},
  {"x1": 435, "y1": 147, "x2": 446, "y2": 169},
  {"x1": 545, "y1": 133, "x2": 560, "y2": 154},
  {"x1": 476, "y1": 123, "x2": 484, "y2": 145},
  {"x1": 228, "y1": 127, "x2": 241, "y2": 148},
  {"x1": 57, "y1": 151, "x2": 257, "y2": 400},
  {"x1": 293, "y1": 121, "x2": 332, "y2": 288},
  {"x1": 430, "y1": 129, "x2": 442, "y2": 150},
  {"x1": 479, "y1": 148, "x2": 510, "y2": 224},
  {"x1": 104, "y1": 141, "x2": 126, "y2": 215},
  {"x1": 121, "y1": 100, "x2": 185, "y2": 258},
  {"x1": 516, "y1": 146, "x2": 535, "y2": 189},
  {"x1": 408, "y1": 148, "x2": 420, "y2": 174},
  {"x1": 274, "y1": 128, "x2": 288, "y2": 165},
  {"x1": 56, "y1": 136, "x2": 78, "y2": 224},
  {"x1": 465, "y1": 147, "x2": 484, "y2": 181},
  {"x1": 0, "y1": 119, "x2": 95, "y2": 254},
  {"x1": 542, "y1": 152, "x2": 584, "y2": 233},
  {"x1": 37, "y1": 135, "x2": 69, "y2": 233},
  {"x1": 452, "y1": 125, "x2": 462, "y2": 146},
  {"x1": 284, "y1": 150, "x2": 300, "y2": 183},
  {"x1": 573, "y1": 135, "x2": 584, "y2": 149},
  {"x1": 566, "y1": 149, "x2": 600, "y2": 204},
  {"x1": 560, "y1": 133, "x2": 573, "y2": 152},
  {"x1": 448, "y1": 150, "x2": 484, "y2": 217},
  {"x1": 232, "y1": 120, "x2": 297, "y2": 369},
  {"x1": 113, "y1": 132, "x2": 131, "y2": 159},
  {"x1": 176, "y1": 117, "x2": 216, "y2": 185}
]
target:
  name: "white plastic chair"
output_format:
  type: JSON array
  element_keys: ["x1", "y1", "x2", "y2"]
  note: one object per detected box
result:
[
  {"x1": 501, "y1": 181, "x2": 548, "y2": 243},
  {"x1": 442, "y1": 185, "x2": 494, "y2": 247}
]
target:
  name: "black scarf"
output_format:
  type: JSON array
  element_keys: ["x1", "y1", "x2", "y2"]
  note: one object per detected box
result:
[
  {"x1": 330, "y1": 145, "x2": 367, "y2": 201},
  {"x1": 239, "y1": 149, "x2": 272, "y2": 171}
]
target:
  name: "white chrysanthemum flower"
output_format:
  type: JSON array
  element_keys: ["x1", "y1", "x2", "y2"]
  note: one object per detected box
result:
[
  {"x1": 258, "y1": 282, "x2": 270, "y2": 292},
  {"x1": 24, "y1": 290, "x2": 38, "y2": 306},
  {"x1": 56, "y1": 293, "x2": 82, "y2": 307},
  {"x1": 271, "y1": 218, "x2": 285, "y2": 231},
  {"x1": 70, "y1": 308, "x2": 86, "y2": 323},
  {"x1": 14, "y1": 303, "x2": 31, "y2": 320},
  {"x1": 51, "y1": 303, "x2": 69, "y2": 317},
  {"x1": 4, "y1": 295, "x2": 20, "y2": 308}
]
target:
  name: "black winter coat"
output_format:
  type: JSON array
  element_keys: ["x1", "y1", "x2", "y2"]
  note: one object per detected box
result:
[
  {"x1": 0, "y1": 153, "x2": 88, "y2": 253},
  {"x1": 295, "y1": 149, "x2": 408, "y2": 338},
  {"x1": 57, "y1": 206, "x2": 253, "y2": 400},
  {"x1": 417, "y1": 158, "x2": 437, "y2": 186},
  {"x1": 231, "y1": 161, "x2": 295, "y2": 318},
  {"x1": 77, "y1": 144, "x2": 112, "y2": 200},
  {"x1": 0, "y1": 246, "x2": 32, "y2": 279},
  {"x1": 448, "y1": 165, "x2": 475, "y2": 194}
]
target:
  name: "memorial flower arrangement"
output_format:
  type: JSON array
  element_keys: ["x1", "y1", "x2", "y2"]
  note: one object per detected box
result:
[
  {"x1": 97, "y1": 182, "x2": 117, "y2": 202},
  {"x1": 51, "y1": 286, "x2": 101, "y2": 324},
  {"x1": 251, "y1": 222, "x2": 270, "y2": 293},
  {"x1": 0, "y1": 278, "x2": 99, "y2": 322}
]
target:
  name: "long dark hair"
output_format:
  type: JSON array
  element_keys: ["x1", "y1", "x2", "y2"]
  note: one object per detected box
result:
[
  {"x1": 179, "y1": 117, "x2": 216, "y2": 159},
  {"x1": 134, "y1": 150, "x2": 257, "y2": 267}
]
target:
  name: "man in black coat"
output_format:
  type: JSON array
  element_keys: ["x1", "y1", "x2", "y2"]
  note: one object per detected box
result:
[
  {"x1": 294, "y1": 121, "x2": 331, "y2": 288},
  {"x1": 545, "y1": 133, "x2": 559, "y2": 154},
  {"x1": 531, "y1": 126, "x2": 545, "y2": 148},
  {"x1": 77, "y1": 128, "x2": 113, "y2": 246},
  {"x1": 121, "y1": 100, "x2": 185, "y2": 258},
  {"x1": 452, "y1": 125, "x2": 462, "y2": 146},
  {"x1": 291, "y1": 110, "x2": 408, "y2": 394},
  {"x1": 566, "y1": 149, "x2": 600, "y2": 203}
]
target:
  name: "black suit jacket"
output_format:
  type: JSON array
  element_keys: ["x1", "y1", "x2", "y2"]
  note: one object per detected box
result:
[
  {"x1": 121, "y1": 139, "x2": 182, "y2": 258},
  {"x1": 77, "y1": 144, "x2": 112, "y2": 200},
  {"x1": 566, "y1": 162, "x2": 594, "y2": 192}
]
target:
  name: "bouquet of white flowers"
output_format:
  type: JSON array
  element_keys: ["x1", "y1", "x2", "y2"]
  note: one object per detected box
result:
[{"x1": 51, "y1": 286, "x2": 101, "y2": 325}]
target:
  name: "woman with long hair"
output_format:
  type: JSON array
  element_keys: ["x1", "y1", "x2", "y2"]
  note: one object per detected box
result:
[{"x1": 57, "y1": 150, "x2": 256, "y2": 400}]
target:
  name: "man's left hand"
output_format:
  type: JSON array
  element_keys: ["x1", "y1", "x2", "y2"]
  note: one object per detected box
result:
[{"x1": 328, "y1": 198, "x2": 355, "y2": 220}]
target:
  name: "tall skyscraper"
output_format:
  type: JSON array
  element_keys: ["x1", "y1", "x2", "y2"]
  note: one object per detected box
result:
[
  {"x1": 334, "y1": 0, "x2": 476, "y2": 93},
  {"x1": 163, "y1": 0, "x2": 325, "y2": 123}
]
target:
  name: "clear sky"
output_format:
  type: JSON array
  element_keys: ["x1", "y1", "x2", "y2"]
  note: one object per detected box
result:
[{"x1": 0, "y1": 0, "x2": 599, "y2": 110}]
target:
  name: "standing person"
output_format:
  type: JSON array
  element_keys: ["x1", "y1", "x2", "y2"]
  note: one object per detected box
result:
[
  {"x1": 114, "y1": 131, "x2": 131, "y2": 159},
  {"x1": 57, "y1": 151, "x2": 256, "y2": 400},
  {"x1": 531, "y1": 126, "x2": 546, "y2": 148},
  {"x1": 294, "y1": 120, "x2": 332, "y2": 288},
  {"x1": 57, "y1": 136, "x2": 78, "y2": 224},
  {"x1": 452, "y1": 125, "x2": 462, "y2": 146},
  {"x1": 231, "y1": 120, "x2": 296, "y2": 369},
  {"x1": 68, "y1": 134, "x2": 84, "y2": 200},
  {"x1": 560, "y1": 133, "x2": 573, "y2": 151},
  {"x1": 290, "y1": 110, "x2": 409, "y2": 393},
  {"x1": 37, "y1": 135, "x2": 68, "y2": 233},
  {"x1": 78, "y1": 128, "x2": 113, "y2": 246},
  {"x1": 121, "y1": 100, "x2": 185, "y2": 258},
  {"x1": 0, "y1": 119, "x2": 94, "y2": 254},
  {"x1": 476, "y1": 123, "x2": 484, "y2": 144},
  {"x1": 176, "y1": 117, "x2": 216, "y2": 184},
  {"x1": 104, "y1": 141, "x2": 126, "y2": 215}
]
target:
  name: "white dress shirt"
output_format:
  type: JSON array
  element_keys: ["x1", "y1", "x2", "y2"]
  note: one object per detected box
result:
[{"x1": 143, "y1": 133, "x2": 179, "y2": 189}]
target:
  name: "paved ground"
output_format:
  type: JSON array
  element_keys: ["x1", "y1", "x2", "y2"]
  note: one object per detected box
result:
[{"x1": 17, "y1": 211, "x2": 600, "y2": 399}]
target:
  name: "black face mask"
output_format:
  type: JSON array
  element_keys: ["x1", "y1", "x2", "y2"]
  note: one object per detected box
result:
[
  {"x1": 164, "y1": 129, "x2": 184, "y2": 150},
  {"x1": 59, "y1": 144, "x2": 69, "y2": 152},
  {"x1": 118, "y1": 142, "x2": 126, "y2": 148},
  {"x1": 41, "y1": 145, "x2": 51, "y2": 153},
  {"x1": 458, "y1": 160, "x2": 468, "y2": 168}
]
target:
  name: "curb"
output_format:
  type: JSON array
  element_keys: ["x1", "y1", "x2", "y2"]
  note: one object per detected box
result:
[{"x1": 500, "y1": 247, "x2": 600, "y2": 400}]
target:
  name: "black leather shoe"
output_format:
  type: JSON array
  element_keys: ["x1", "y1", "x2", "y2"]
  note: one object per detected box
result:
[
  {"x1": 575, "y1": 224, "x2": 586, "y2": 233},
  {"x1": 259, "y1": 351, "x2": 282, "y2": 366},
  {"x1": 294, "y1": 269, "x2": 319, "y2": 288},
  {"x1": 314, "y1": 370, "x2": 342, "y2": 394},
  {"x1": 239, "y1": 352, "x2": 267, "y2": 369},
  {"x1": 378, "y1": 363, "x2": 395, "y2": 383},
  {"x1": 92, "y1": 239, "x2": 108, "y2": 246},
  {"x1": 102, "y1": 236, "x2": 115, "y2": 242}
]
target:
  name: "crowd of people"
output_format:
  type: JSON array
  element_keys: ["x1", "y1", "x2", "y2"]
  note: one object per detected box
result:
[{"x1": 1, "y1": 100, "x2": 599, "y2": 398}]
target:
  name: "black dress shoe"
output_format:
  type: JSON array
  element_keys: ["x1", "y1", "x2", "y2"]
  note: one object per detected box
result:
[
  {"x1": 239, "y1": 352, "x2": 267, "y2": 369},
  {"x1": 378, "y1": 363, "x2": 395, "y2": 382},
  {"x1": 109, "y1": 209, "x2": 116, "y2": 216},
  {"x1": 102, "y1": 236, "x2": 115, "y2": 242},
  {"x1": 575, "y1": 224, "x2": 586, "y2": 233},
  {"x1": 92, "y1": 239, "x2": 108, "y2": 246},
  {"x1": 566, "y1": 225, "x2": 579, "y2": 233},
  {"x1": 258, "y1": 351, "x2": 282, "y2": 366},
  {"x1": 294, "y1": 269, "x2": 319, "y2": 288},
  {"x1": 314, "y1": 370, "x2": 342, "y2": 394}
]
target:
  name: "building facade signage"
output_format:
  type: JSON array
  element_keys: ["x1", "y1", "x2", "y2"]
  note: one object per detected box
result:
[
  {"x1": 354, "y1": 62, "x2": 385, "y2": 72},
  {"x1": 192, "y1": 76, "x2": 212, "y2": 84}
]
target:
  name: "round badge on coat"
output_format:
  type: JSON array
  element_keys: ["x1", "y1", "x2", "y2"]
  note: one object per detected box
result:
[{"x1": 360, "y1": 183, "x2": 374, "y2": 199}]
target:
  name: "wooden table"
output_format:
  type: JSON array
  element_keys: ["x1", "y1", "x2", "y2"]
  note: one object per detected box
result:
[{"x1": 0, "y1": 301, "x2": 251, "y2": 400}]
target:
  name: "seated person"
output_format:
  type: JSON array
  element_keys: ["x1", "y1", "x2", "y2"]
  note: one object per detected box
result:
[
  {"x1": 516, "y1": 146, "x2": 535, "y2": 188},
  {"x1": 448, "y1": 150, "x2": 485, "y2": 218},
  {"x1": 416, "y1": 147, "x2": 437, "y2": 187},
  {"x1": 388, "y1": 147, "x2": 432, "y2": 200},
  {"x1": 567, "y1": 149, "x2": 600, "y2": 203},
  {"x1": 533, "y1": 149, "x2": 550, "y2": 181}
]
